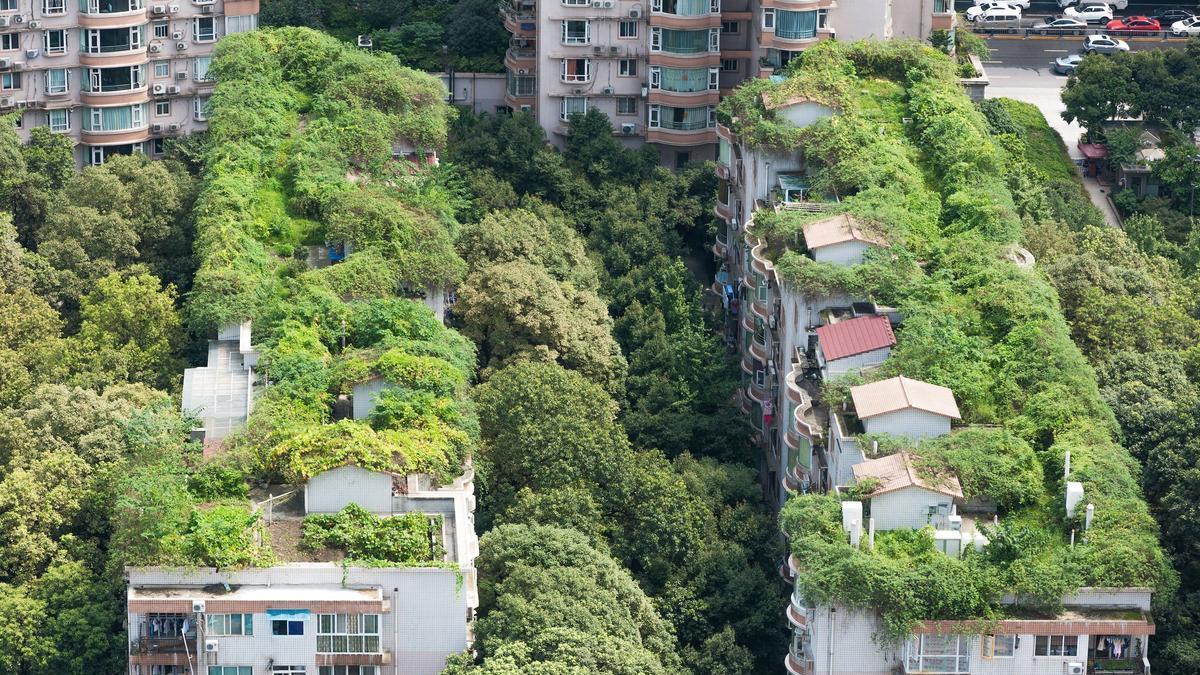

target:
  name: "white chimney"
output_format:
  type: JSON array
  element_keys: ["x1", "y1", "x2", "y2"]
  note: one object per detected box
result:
[
  {"x1": 841, "y1": 501, "x2": 863, "y2": 546},
  {"x1": 849, "y1": 518, "x2": 862, "y2": 548},
  {"x1": 1065, "y1": 481, "x2": 1084, "y2": 518},
  {"x1": 1085, "y1": 503, "x2": 1094, "y2": 532},
  {"x1": 868, "y1": 517, "x2": 876, "y2": 550}
]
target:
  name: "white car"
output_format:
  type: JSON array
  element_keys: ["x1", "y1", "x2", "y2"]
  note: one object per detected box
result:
[
  {"x1": 966, "y1": 1, "x2": 1021, "y2": 20},
  {"x1": 1032, "y1": 16, "x2": 1089, "y2": 32},
  {"x1": 1172, "y1": 16, "x2": 1200, "y2": 35},
  {"x1": 1064, "y1": 3, "x2": 1115, "y2": 23},
  {"x1": 1083, "y1": 34, "x2": 1130, "y2": 54},
  {"x1": 1059, "y1": 0, "x2": 1126, "y2": 9},
  {"x1": 974, "y1": 0, "x2": 1030, "y2": 9}
]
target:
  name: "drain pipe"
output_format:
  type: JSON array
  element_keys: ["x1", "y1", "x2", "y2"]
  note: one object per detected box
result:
[{"x1": 828, "y1": 606, "x2": 836, "y2": 675}]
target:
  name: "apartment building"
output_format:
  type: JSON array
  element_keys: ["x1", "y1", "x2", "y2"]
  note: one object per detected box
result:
[
  {"x1": 499, "y1": 0, "x2": 953, "y2": 166},
  {"x1": 126, "y1": 465, "x2": 479, "y2": 675},
  {"x1": 0, "y1": 0, "x2": 258, "y2": 165}
]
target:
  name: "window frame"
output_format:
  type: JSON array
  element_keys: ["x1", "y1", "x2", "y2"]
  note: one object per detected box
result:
[
  {"x1": 720, "y1": 58, "x2": 738, "y2": 72},
  {"x1": 153, "y1": 21, "x2": 169, "y2": 39},
  {"x1": 206, "y1": 613, "x2": 253, "y2": 637},
  {"x1": 207, "y1": 668, "x2": 253, "y2": 675},
  {"x1": 42, "y1": 0, "x2": 67, "y2": 14},
  {"x1": 193, "y1": 16, "x2": 216, "y2": 42},
  {"x1": 721, "y1": 20, "x2": 738, "y2": 33},
  {"x1": 45, "y1": 68, "x2": 69, "y2": 94},
  {"x1": 560, "y1": 19, "x2": 590, "y2": 45},
  {"x1": 981, "y1": 634, "x2": 1017, "y2": 659},
  {"x1": 560, "y1": 57, "x2": 591, "y2": 83},
  {"x1": 44, "y1": 29, "x2": 68, "y2": 55},
  {"x1": 46, "y1": 109, "x2": 69, "y2": 132},
  {"x1": 559, "y1": 96, "x2": 587, "y2": 121},
  {"x1": 316, "y1": 614, "x2": 382, "y2": 654},
  {"x1": 762, "y1": 7, "x2": 775, "y2": 29},
  {"x1": 618, "y1": 58, "x2": 637, "y2": 76},
  {"x1": 1, "y1": 71, "x2": 21, "y2": 91},
  {"x1": 154, "y1": 60, "x2": 170, "y2": 78},
  {"x1": 618, "y1": 19, "x2": 638, "y2": 38},
  {"x1": 0, "y1": 33, "x2": 18, "y2": 51},
  {"x1": 271, "y1": 619, "x2": 305, "y2": 636},
  {"x1": 155, "y1": 99, "x2": 170, "y2": 116},
  {"x1": 1034, "y1": 635, "x2": 1078, "y2": 657},
  {"x1": 616, "y1": 96, "x2": 637, "y2": 116}
]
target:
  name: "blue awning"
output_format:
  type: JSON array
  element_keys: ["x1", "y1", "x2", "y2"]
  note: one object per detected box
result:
[{"x1": 266, "y1": 609, "x2": 311, "y2": 619}]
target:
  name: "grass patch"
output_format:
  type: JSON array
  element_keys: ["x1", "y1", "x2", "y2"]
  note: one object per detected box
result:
[
  {"x1": 998, "y1": 98, "x2": 1080, "y2": 184},
  {"x1": 253, "y1": 176, "x2": 324, "y2": 257}
]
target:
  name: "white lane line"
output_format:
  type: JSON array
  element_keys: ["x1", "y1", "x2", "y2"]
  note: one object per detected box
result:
[
  {"x1": 987, "y1": 75, "x2": 1013, "y2": 78},
  {"x1": 983, "y1": 60, "x2": 1003, "y2": 63},
  {"x1": 1044, "y1": 49, "x2": 1070, "y2": 52}
]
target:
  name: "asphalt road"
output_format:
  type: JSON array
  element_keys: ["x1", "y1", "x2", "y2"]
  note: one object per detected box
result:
[{"x1": 982, "y1": 35, "x2": 1182, "y2": 157}]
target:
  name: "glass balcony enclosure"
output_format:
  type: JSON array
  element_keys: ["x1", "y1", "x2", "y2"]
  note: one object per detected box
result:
[
  {"x1": 81, "y1": 64, "x2": 146, "y2": 92},
  {"x1": 82, "y1": 26, "x2": 146, "y2": 53},
  {"x1": 79, "y1": 0, "x2": 144, "y2": 13}
]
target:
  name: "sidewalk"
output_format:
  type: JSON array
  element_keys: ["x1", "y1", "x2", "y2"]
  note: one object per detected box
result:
[{"x1": 1082, "y1": 176, "x2": 1122, "y2": 229}]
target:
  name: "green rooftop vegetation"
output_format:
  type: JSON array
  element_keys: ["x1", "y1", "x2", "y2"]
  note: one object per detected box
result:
[
  {"x1": 755, "y1": 40, "x2": 1172, "y2": 642},
  {"x1": 302, "y1": 504, "x2": 445, "y2": 565}
]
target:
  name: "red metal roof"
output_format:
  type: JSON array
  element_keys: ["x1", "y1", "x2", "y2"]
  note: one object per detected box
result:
[
  {"x1": 815, "y1": 315, "x2": 896, "y2": 361},
  {"x1": 1078, "y1": 142, "x2": 1109, "y2": 160}
]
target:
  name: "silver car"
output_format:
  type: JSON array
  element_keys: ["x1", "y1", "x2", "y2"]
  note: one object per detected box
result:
[
  {"x1": 1083, "y1": 34, "x2": 1130, "y2": 54},
  {"x1": 1032, "y1": 16, "x2": 1089, "y2": 32},
  {"x1": 1053, "y1": 54, "x2": 1085, "y2": 74}
]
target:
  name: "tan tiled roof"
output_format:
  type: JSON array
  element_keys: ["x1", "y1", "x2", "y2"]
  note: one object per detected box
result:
[
  {"x1": 801, "y1": 213, "x2": 887, "y2": 250},
  {"x1": 851, "y1": 452, "x2": 963, "y2": 499},
  {"x1": 850, "y1": 376, "x2": 961, "y2": 420}
]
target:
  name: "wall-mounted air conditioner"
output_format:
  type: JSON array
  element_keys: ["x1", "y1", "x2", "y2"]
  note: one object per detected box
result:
[
  {"x1": 152, "y1": 123, "x2": 165, "y2": 132},
  {"x1": 152, "y1": 4, "x2": 166, "y2": 12},
  {"x1": 0, "y1": 58, "x2": 10, "y2": 70},
  {"x1": 602, "y1": 85, "x2": 613, "y2": 94},
  {"x1": 176, "y1": 42, "x2": 188, "y2": 50},
  {"x1": 200, "y1": 3, "x2": 212, "y2": 12},
  {"x1": 1066, "y1": 664, "x2": 1084, "y2": 675},
  {"x1": 27, "y1": 20, "x2": 40, "y2": 28},
  {"x1": 519, "y1": 104, "x2": 532, "y2": 112},
  {"x1": 629, "y1": 6, "x2": 641, "y2": 17},
  {"x1": 169, "y1": 4, "x2": 180, "y2": 12},
  {"x1": 168, "y1": 85, "x2": 181, "y2": 94},
  {"x1": 174, "y1": 71, "x2": 187, "y2": 80},
  {"x1": 168, "y1": 122, "x2": 181, "y2": 131},
  {"x1": 192, "y1": 600, "x2": 206, "y2": 613},
  {"x1": 204, "y1": 639, "x2": 218, "y2": 653},
  {"x1": 152, "y1": 83, "x2": 167, "y2": 95},
  {"x1": 621, "y1": 122, "x2": 636, "y2": 135},
  {"x1": 171, "y1": 30, "x2": 183, "y2": 40},
  {"x1": 149, "y1": 43, "x2": 161, "y2": 53},
  {"x1": 0, "y1": 16, "x2": 9, "y2": 27},
  {"x1": 25, "y1": 49, "x2": 38, "y2": 59},
  {"x1": 0, "y1": 97, "x2": 13, "y2": 109}
]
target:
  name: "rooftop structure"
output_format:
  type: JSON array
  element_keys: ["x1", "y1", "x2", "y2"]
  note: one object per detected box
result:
[
  {"x1": 850, "y1": 376, "x2": 961, "y2": 422},
  {"x1": 850, "y1": 452, "x2": 962, "y2": 500},
  {"x1": 801, "y1": 213, "x2": 885, "y2": 251},
  {"x1": 181, "y1": 321, "x2": 258, "y2": 447}
]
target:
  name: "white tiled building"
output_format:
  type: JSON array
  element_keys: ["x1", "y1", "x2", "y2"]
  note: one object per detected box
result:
[{"x1": 0, "y1": 0, "x2": 258, "y2": 165}]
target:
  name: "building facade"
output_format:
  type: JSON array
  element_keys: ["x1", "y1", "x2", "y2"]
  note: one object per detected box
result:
[
  {"x1": 0, "y1": 0, "x2": 259, "y2": 165},
  {"x1": 499, "y1": 0, "x2": 954, "y2": 166}
]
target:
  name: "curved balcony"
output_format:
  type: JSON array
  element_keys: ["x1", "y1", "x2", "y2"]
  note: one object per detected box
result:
[
  {"x1": 714, "y1": 162, "x2": 729, "y2": 180},
  {"x1": 714, "y1": 199, "x2": 732, "y2": 222},
  {"x1": 647, "y1": 89, "x2": 719, "y2": 108},
  {"x1": 785, "y1": 653, "x2": 813, "y2": 675},
  {"x1": 79, "y1": 10, "x2": 147, "y2": 28},
  {"x1": 715, "y1": 122, "x2": 735, "y2": 143},
  {"x1": 758, "y1": 27, "x2": 832, "y2": 51},
  {"x1": 81, "y1": 88, "x2": 150, "y2": 106},
  {"x1": 649, "y1": 12, "x2": 722, "y2": 28},
  {"x1": 712, "y1": 231, "x2": 729, "y2": 257},
  {"x1": 645, "y1": 126, "x2": 718, "y2": 146},
  {"x1": 760, "y1": 0, "x2": 833, "y2": 7},
  {"x1": 748, "y1": 337, "x2": 768, "y2": 365},
  {"x1": 787, "y1": 601, "x2": 807, "y2": 629},
  {"x1": 785, "y1": 369, "x2": 821, "y2": 440},
  {"x1": 740, "y1": 310, "x2": 755, "y2": 334},
  {"x1": 778, "y1": 553, "x2": 798, "y2": 582},
  {"x1": 649, "y1": 51, "x2": 721, "y2": 68},
  {"x1": 502, "y1": 11, "x2": 538, "y2": 36},
  {"x1": 749, "y1": 297, "x2": 770, "y2": 324},
  {"x1": 80, "y1": 126, "x2": 152, "y2": 145},
  {"x1": 504, "y1": 47, "x2": 536, "y2": 72},
  {"x1": 80, "y1": 47, "x2": 149, "y2": 67}
]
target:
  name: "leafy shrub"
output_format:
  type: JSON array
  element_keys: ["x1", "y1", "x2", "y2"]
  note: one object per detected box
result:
[{"x1": 301, "y1": 503, "x2": 443, "y2": 563}]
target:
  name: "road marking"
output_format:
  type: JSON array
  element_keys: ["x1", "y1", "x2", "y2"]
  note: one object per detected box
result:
[
  {"x1": 988, "y1": 75, "x2": 1013, "y2": 78},
  {"x1": 983, "y1": 60, "x2": 1003, "y2": 63},
  {"x1": 1044, "y1": 48, "x2": 1070, "y2": 52}
]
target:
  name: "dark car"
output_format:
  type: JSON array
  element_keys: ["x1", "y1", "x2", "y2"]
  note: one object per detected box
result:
[{"x1": 1152, "y1": 7, "x2": 1194, "y2": 22}]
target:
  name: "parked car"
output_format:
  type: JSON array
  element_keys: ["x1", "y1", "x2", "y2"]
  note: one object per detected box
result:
[
  {"x1": 1053, "y1": 54, "x2": 1085, "y2": 75},
  {"x1": 1083, "y1": 34, "x2": 1131, "y2": 53},
  {"x1": 966, "y1": 1, "x2": 1021, "y2": 20},
  {"x1": 1106, "y1": 16, "x2": 1162, "y2": 31},
  {"x1": 1152, "y1": 7, "x2": 1194, "y2": 23},
  {"x1": 1059, "y1": 0, "x2": 1126, "y2": 10},
  {"x1": 1171, "y1": 15, "x2": 1200, "y2": 34},
  {"x1": 974, "y1": 0, "x2": 1030, "y2": 8},
  {"x1": 1032, "y1": 16, "x2": 1089, "y2": 32},
  {"x1": 1065, "y1": 3, "x2": 1115, "y2": 23}
]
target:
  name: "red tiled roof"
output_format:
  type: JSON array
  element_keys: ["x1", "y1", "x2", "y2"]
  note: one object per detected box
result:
[
  {"x1": 815, "y1": 315, "x2": 896, "y2": 361},
  {"x1": 1078, "y1": 142, "x2": 1109, "y2": 159}
]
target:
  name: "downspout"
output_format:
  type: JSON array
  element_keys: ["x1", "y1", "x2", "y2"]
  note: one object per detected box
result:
[
  {"x1": 393, "y1": 587, "x2": 401, "y2": 675},
  {"x1": 827, "y1": 606, "x2": 835, "y2": 675}
]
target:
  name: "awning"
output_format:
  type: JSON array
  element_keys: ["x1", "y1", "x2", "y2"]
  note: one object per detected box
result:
[
  {"x1": 266, "y1": 609, "x2": 312, "y2": 619},
  {"x1": 1078, "y1": 143, "x2": 1108, "y2": 160},
  {"x1": 778, "y1": 174, "x2": 810, "y2": 193}
]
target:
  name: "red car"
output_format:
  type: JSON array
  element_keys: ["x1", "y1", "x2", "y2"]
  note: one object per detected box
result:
[{"x1": 1105, "y1": 16, "x2": 1162, "y2": 30}]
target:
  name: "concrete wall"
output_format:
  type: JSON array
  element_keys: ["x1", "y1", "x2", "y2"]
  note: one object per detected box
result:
[
  {"x1": 304, "y1": 465, "x2": 393, "y2": 515},
  {"x1": 352, "y1": 377, "x2": 394, "y2": 421},
  {"x1": 805, "y1": 605, "x2": 900, "y2": 675},
  {"x1": 831, "y1": 0, "x2": 892, "y2": 41},
  {"x1": 868, "y1": 485, "x2": 954, "y2": 531},
  {"x1": 821, "y1": 345, "x2": 890, "y2": 380},
  {"x1": 777, "y1": 100, "x2": 835, "y2": 128},
  {"x1": 127, "y1": 565, "x2": 467, "y2": 675},
  {"x1": 439, "y1": 72, "x2": 507, "y2": 114},
  {"x1": 863, "y1": 408, "x2": 951, "y2": 440},
  {"x1": 812, "y1": 239, "x2": 871, "y2": 266}
]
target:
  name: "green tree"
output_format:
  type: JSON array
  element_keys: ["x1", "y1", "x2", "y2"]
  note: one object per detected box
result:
[
  {"x1": 1155, "y1": 144, "x2": 1200, "y2": 215},
  {"x1": 1062, "y1": 54, "x2": 1139, "y2": 136},
  {"x1": 0, "y1": 583, "x2": 53, "y2": 674}
]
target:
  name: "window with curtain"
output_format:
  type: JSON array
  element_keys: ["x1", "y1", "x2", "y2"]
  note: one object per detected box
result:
[
  {"x1": 658, "y1": 66, "x2": 709, "y2": 92},
  {"x1": 46, "y1": 109, "x2": 70, "y2": 132},
  {"x1": 775, "y1": 10, "x2": 818, "y2": 39},
  {"x1": 225, "y1": 14, "x2": 258, "y2": 34},
  {"x1": 560, "y1": 96, "x2": 586, "y2": 120},
  {"x1": 43, "y1": 0, "x2": 66, "y2": 13},
  {"x1": 194, "y1": 56, "x2": 213, "y2": 81},
  {"x1": 658, "y1": 28, "x2": 708, "y2": 54},
  {"x1": 658, "y1": 105, "x2": 710, "y2": 130},
  {"x1": 657, "y1": 0, "x2": 709, "y2": 15},
  {"x1": 561, "y1": 58, "x2": 590, "y2": 82},
  {"x1": 85, "y1": 104, "x2": 145, "y2": 131},
  {"x1": 194, "y1": 17, "x2": 216, "y2": 41},
  {"x1": 46, "y1": 68, "x2": 69, "y2": 94}
]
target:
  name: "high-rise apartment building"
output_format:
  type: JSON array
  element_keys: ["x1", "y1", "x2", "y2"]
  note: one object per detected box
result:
[
  {"x1": 0, "y1": 0, "x2": 258, "y2": 165},
  {"x1": 500, "y1": 0, "x2": 954, "y2": 166}
]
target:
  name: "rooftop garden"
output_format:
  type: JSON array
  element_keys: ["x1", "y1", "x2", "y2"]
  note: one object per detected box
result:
[
  {"x1": 751, "y1": 40, "x2": 1172, "y2": 641},
  {"x1": 113, "y1": 28, "x2": 475, "y2": 570}
]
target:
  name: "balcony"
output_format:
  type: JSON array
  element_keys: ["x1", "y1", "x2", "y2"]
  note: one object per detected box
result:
[
  {"x1": 504, "y1": 47, "x2": 536, "y2": 72},
  {"x1": 129, "y1": 633, "x2": 196, "y2": 655},
  {"x1": 78, "y1": 0, "x2": 146, "y2": 27},
  {"x1": 785, "y1": 653, "x2": 813, "y2": 675},
  {"x1": 712, "y1": 231, "x2": 729, "y2": 257},
  {"x1": 502, "y1": 7, "x2": 537, "y2": 36},
  {"x1": 760, "y1": 0, "x2": 833, "y2": 7},
  {"x1": 758, "y1": 26, "x2": 832, "y2": 51}
]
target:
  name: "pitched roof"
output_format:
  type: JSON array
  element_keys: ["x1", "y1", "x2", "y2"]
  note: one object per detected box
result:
[
  {"x1": 815, "y1": 315, "x2": 896, "y2": 361},
  {"x1": 851, "y1": 452, "x2": 963, "y2": 499},
  {"x1": 802, "y1": 213, "x2": 886, "y2": 251},
  {"x1": 850, "y1": 376, "x2": 961, "y2": 420}
]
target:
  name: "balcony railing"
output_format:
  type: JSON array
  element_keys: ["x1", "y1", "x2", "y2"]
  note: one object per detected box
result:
[
  {"x1": 130, "y1": 634, "x2": 196, "y2": 655},
  {"x1": 658, "y1": 117, "x2": 711, "y2": 131}
]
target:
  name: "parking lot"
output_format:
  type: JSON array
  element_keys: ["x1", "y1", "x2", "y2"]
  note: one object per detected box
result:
[{"x1": 967, "y1": 0, "x2": 1200, "y2": 37}]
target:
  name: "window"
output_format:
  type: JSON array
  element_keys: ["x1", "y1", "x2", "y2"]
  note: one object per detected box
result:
[
  {"x1": 619, "y1": 20, "x2": 638, "y2": 37},
  {"x1": 44, "y1": 30, "x2": 67, "y2": 55},
  {"x1": 85, "y1": 104, "x2": 145, "y2": 131},
  {"x1": 721, "y1": 20, "x2": 738, "y2": 33},
  {"x1": 651, "y1": 0, "x2": 716, "y2": 15},
  {"x1": 981, "y1": 634, "x2": 1016, "y2": 658},
  {"x1": 154, "y1": 60, "x2": 169, "y2": 78},
  {"x1": 82, "y1": 0, "x2": 144, "y2": 12},
  {"x1": 152, "y1": 137, "x2": 165, "y2": 154},
  {"x1": 317, "y1": 614, "x2": 381, "y2": 654},
  {"x1": 45, "y1": 108, "x2": 68, "y2": 130},
  {"x1": 0, "y1": 0, "x2": 14, "y2": 10},
  {"x1": 648, "y1": 66, "x2": 716, "y2": 93},
  {"x1": 616, "y1": 96, "x2": 636, "y2": 115},
  {"x1": 817, "y1": 8, "x2": 828, "y2": 28},
  {"x1": 194, "y1": 55, "x2": 212, "y2": 81},
  {"x1": 1, "y1": 72, "x2": 21, "y2": 91},
  {"x1": 905, "y1": 635, "x2": 970, "y2": 674},
  {"x1": 45, "y1": 68, "x2": 68, "y2": 94},
  {"x1": 561, "y1": 20, "x2": 589, "y2": 44},
  {"x1": 144, "y1": 613, "x2": 192, "y2": 638},
  {"x1": 1035, "y1": 635, "x2": 1078, "y2": 657},
  {"x1": 206, "y1": 613, "x2": 253, "y2": 636},
  {"x1": 43, "y1": 0, "x2": 66, "y2": 14},
  {"x1": 650, "y1": 27, "x2": 714, "y2": 54},
  {"x1": 319, "y1": 669, "x2": 378, "y2": 675},
  {"x1": 155, "y1": 100, "x2": 170, "y2": 116},
  {"x1": 153, "y1": 21, "x2": 169, "y2": 39},
  {"x1": 271, "y1": 668, "x2": 306, "y2": 675},
  {"x1": 193, "y1": 96, "x2": 209, "y2": 121},
  {"x1": 84, "y1": 65, "x2": 145, "y2": 92},
  {"x1": 0, "y1": 34, "x2": 18, "y2": 51},
  {"x1": 271, "y1": 619, "x2": 305, "y2": 636},
  {"x1": 618, "y1": 59, "x2": 636, "y2": 76},
  {"x1": 84, "y1": 26, "x2": 143, "y2": 53},
  {"x1": 647, "y1": 104, "x2": 713, "y2": 130},
  {"x1": 560, "y1": 58, "x2": 590, "y2": 82},
  {"x1": 193, "y1": 17, "x2": 216, "y2": 42},
  {"x1": 506, "y1": 71, "x2": 534, "y2": 96},
  {"x1": 208, "y1": 668, "x2": 252, "y2": 675},
  {"x1": 559, "y1": 96, "x2": 586, "y2": 121},
  {"x1": 149, "y1": 668, "x2": 184, "y2": 675},
  {"x1": 774, "y1": 9, "x2": 820, "y2": 39},
  {"x1": 762, "y1": 8, "x2": 775, "y2": 28},
  {"x1": 225, "y1": 14, "x2": 258, "y2": 34},
  {"x1": 562, "y1": 0, "x2": 589, "y2": 5},
  {"x1": 720, "y1": 58, "x2": 738, "y2": 72}
]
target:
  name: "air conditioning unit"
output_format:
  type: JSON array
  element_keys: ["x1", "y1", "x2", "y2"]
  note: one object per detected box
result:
[
  {"x1": 640, "y1": 85, "x2": 648, "y2": 97},
  {"x1": 591, "y1": 0, "x2": 603, "y2": 6},
  {"x1": 1066, "y1": 664, "x2": 1084, "y2": 675},
  {"x1": 169, "y1": 4, "x2": 180, "y2": 12},
  {"x1": 0, "y1": 17, "x2": 10, "y2": 27},
  {"x1": 620, "y1": 122, "x2": 636, "y2": 135},
  {"x1": 174, "y1": 71, "x2": 186, "y2": 80},
  {"x1": 573, "y1": 88, "x2": 583, "y2": 94},
  {"x1": 519, "y1": 104, "x2": 532, "y2": 112},
  {"x1": 200, "y1": 4, "x2": 211, "y2": 12},
  {"x1": 152, "y1": 123, "x2": 165, "y2": 132},
  {"x1": 171, "y1": 30, "x2": 183, "y2": 40},
  {"x1": 0, "y1": 58, "x2": 10, "y2": 70},
  {"x1": 10, "y1": 14, "x2": 21, "y2": 22},
  {"x1": 27, "y1": 20, "x2": 41, "y2": 28},
  {"x1": 176, "y1": 42, "x2": 188, "y2": 50},
  {"x1": 150, "y1": 43, "x2": 161, "y2": 53},
  {"x1": 10, "y1": 62, "x2": 24, "y2": 71},
  {"x1": 357, "y1": 35, "x2": 372, "y2": 48},
  {"x1": 603, "y1": 0, "x2": 615, "y2": 7},
  {"x1": 592, "y1": 45, "x2": 602, "y2": 53},
  {"x1": 609, "y1": 46, "x2": 618, "y2": 54},
  {"x1": 204, "y1": 639, "x2": 219, "y2": 653},
  {"x1": 629, "y1": 6, "x2": 642, "y2": 17},
  {"x1": 602, "y1": 85, "x2": 613, "y2": 94},
  {"x1": 168, "y1": 122, "x2": 181, "y2": 131},
  {"x1": 193, "y1": 0, "x2": 214, "y2": 4},
  {"x1": 152, "y1": 83, "x2": 167, "y2": 95},
  {"x1": 516, "y1": 68, "x2": 527, "y2": 75},
  {"x1": 168, "y1": 85, "x2": 181, "y2": 94},
  {"x1": 152, "y1": 3, "x2": 166, "y2": 12},
  {"x1": 25, "y1": 49, "x2": 38, "y2": 59},
  {"x1": 192, "y1": 600, "x2": 206, "y2": 613},
  {"x1": 0, "y1": 97, "x2": 12, "y2": 109}
]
